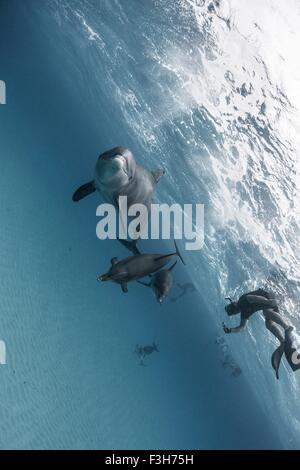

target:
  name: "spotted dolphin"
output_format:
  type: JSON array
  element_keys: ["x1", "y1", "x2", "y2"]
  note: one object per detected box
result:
[
  {"x1": 137, "y1": 261, "x2": 177, "y2": 304},
  {"x1": 97, "y1": 241, "x2": 184, "y2": 293}
]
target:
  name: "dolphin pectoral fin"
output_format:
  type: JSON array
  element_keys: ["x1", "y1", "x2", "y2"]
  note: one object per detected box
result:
[
  {"x1": 137, "y1": 280, "x2": 151, "y2": 287},
  {"x1": 271, "y1": 343, "x2": 285, "y2": 380},
  {"x1": 111, "y1": 257, "x2": 118, "y2": 265},
  {"x1": 151, "y1": 168, "x2": 165, "y2": 184},
  {"x1": 121, "y1": 283, "x2": 128, "y2": 293},
  {"x1": 72, "y1": 181, "x2": 96, "y2": 202}
]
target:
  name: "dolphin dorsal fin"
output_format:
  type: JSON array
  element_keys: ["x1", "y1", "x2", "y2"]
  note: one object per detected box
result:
[
  {"x1": 72, "y1": 181, "x2": 96, "y2": 202},
  {"x1": 111, "y1": 257, "x2": 118, "y2": 265},
  {"x1": 151, "y1": 168, "x2": 165, "y2": 184}
]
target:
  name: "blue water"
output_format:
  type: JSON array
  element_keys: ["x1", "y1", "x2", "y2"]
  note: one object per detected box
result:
[{"x1": 0, "y1": 0, "x2": 300, "y2": 449}]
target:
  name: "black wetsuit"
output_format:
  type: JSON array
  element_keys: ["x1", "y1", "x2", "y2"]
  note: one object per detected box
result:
[{"x1": 237, "y1": 289, "x2": 278, "y2": 320}]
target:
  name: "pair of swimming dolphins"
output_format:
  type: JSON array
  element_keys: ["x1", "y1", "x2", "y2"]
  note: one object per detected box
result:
[{"x1": 72, "y1": 146, "x2": 184, "y2": 302}]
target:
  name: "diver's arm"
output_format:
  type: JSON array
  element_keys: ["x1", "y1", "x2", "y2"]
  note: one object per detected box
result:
[
  {"x1": 223, "y1": 319, "x2": 248, "y2": 334},
  {"x1": 245, "y1": 295, "x2": 277, "y2": 308},
  {"x1": 230, "y1": 318, "x2": 248, "y2": 333}
]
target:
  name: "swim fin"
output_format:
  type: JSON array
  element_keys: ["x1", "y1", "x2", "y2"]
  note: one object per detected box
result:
[
  {"x1": 72, "y1": 181, "x2": 96, "y2": 202},
  {"x1": 283, "y1": 327, "x2": 300, "y2": 372},
  {"x1": 271, "y1": 343, "x2": 285, "y2": 380}
]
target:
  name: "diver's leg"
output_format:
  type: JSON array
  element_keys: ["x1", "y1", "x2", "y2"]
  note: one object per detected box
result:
[
  {"x1": 265, "y1": 308, "x2": 289, "y2": 330},
  {"x1": 265, "y1": 319, "x2": 285, "y2": 343},
  {"x1": 264, "y1": 309, "x2": 286, "y2": 342},
  {"x1": 264, "y1": 309, "x2": 289, "y2": 380}
]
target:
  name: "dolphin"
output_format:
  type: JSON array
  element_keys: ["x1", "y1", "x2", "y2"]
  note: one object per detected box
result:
[
  {"x1": 97, "y1": 241, "x2": 184, "y2": 293},
  {"x1": 72, "y1": 147, "x2": 164, "y2": 251},
  {"x1": 72, "y1": 146, "x2": 164, "y2": 208},
  {"x1": 271, "y1": 344, "x2": 285, "y2": 380},
  {"x1": 137, "y1": 261, "x2": 177, "y2": 304}
]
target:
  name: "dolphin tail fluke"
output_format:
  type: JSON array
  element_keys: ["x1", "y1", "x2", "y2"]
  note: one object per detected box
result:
[
  {"x1": 118, "y1": 238, "x2": 141, "y2": 255},
  {"x1": 152, "y1": 168, "x2": 165, "y2": 184},
  {"x1": 174, "y1": 240, "x2": 185, "y2": 265},
  {"x1": 72, "y1": 181, "x2": 96, "y2": 202},
  {"x1": 154, "y1": 241, "x2": 185, "y2": 264},
  {"x1": 168, "y1": 260, "x2": 178, "y2": 272},
  {"x1": 271, "y1": 343, "x2": 285, "y2": 380}
]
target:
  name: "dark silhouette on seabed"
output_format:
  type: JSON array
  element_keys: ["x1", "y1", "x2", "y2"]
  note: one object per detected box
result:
[
  {"x1": 134, "y1": 343, "x2": 159, "y2": 366},
  {"x1": 170, "y1": 282, "x2": 196, "y2": 303}
]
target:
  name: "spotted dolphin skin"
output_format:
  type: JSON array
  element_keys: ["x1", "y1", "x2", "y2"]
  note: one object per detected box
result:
[
  {"x1": 97, "y1": 242, "x2": 184, "y2": 293},
  {"x1": 138, "y1": 261, "x2": 177, "y2": 304}
]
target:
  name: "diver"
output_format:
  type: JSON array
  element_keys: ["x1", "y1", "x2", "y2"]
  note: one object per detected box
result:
[
  {"x1": 223, "y1": 288, "x2": 294, "y2": 379},
  {"x1": 134, "y1": 342, "x2": 159, "y2": 366}
]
